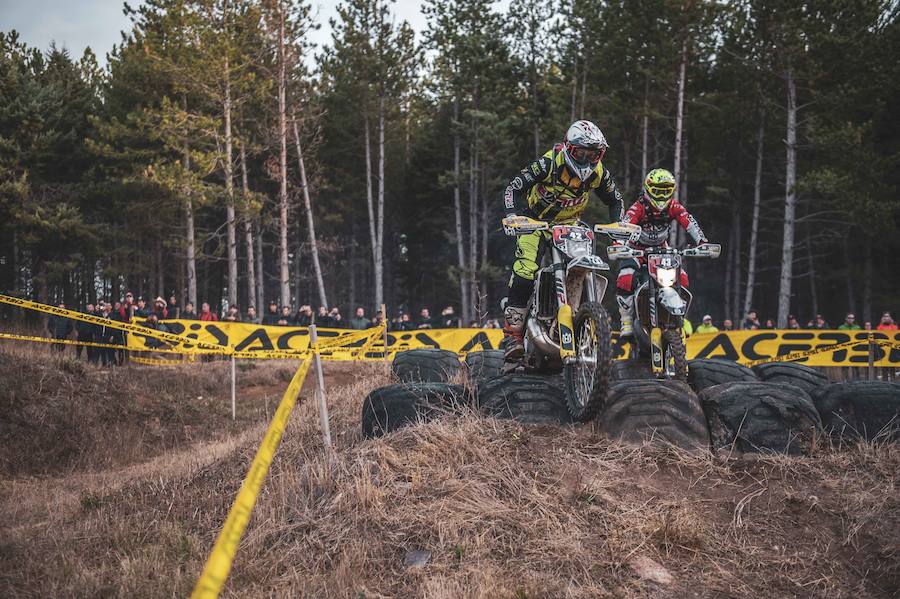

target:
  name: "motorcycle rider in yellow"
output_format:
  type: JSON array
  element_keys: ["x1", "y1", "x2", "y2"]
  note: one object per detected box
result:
[{"x1": 502, "y1": 120, "x2": 624, "y2": 364}]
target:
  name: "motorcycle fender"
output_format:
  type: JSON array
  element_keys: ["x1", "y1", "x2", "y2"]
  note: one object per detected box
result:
[
  {"x1": 650, "y1": 327, "x2": 664, "y2": 374},
  {"x1": 557, "y1": 304, "x2": 576, "y2": 360},
  {"x1": 658, "y1": 287, "x2": 686, "y2": 316}
]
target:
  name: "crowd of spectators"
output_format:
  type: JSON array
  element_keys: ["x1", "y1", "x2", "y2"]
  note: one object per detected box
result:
[
  {"x1": 43, "y1": 290, "x2": 899, "y2": 367},
  {"x1": 690, "y1": 309, "x2": 898, "y2": 334},
  {"x1": 43, "y1": 292, "x2": 502, "y2": 364}
]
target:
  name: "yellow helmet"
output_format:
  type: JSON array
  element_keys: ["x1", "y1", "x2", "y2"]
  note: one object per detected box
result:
[{"x1": 643, "y1": 168, "x2": 676, "y2": 210}]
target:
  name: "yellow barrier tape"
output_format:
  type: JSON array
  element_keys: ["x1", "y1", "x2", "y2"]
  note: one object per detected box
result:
[
  {"x1": 131, "y1": 356, "x2": 183, "y2": 366},
  {"x1": 0, "y1": 295, "x2": 229, "y2": 354},
  {"x1": 191, "y1": 357, "x2": 313, "y2": 599},
  {"x1": 0, "y1": 331, "x2": 145, "y2": 352},
  {"x1": 743, "y1": 340, "x2": 859, "y2": 367}
]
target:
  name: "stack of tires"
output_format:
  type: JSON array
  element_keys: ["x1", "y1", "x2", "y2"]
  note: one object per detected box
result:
[
  {"x1": 362, "y1": 350, "x2": 900, "y2": 455},
  {"x1": 361, "y1": 348, "x2": 571, "y2": 438}
]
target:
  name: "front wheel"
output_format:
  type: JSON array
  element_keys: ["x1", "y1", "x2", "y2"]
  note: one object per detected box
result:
[
  {"x1": 662, "y1": 328, "x2": 688, "y2": 381},
  {"x1": 564, "y1": 301, "x2": 613, "y2": 422}
]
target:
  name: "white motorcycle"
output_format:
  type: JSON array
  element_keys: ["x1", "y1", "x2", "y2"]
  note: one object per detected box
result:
[{"x1": 502, "y1": 215, "x2": 614, "y2": 422}]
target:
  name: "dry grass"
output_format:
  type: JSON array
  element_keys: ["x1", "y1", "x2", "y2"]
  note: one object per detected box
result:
[{"x1": 1, "y1": 345, "x2": 899, "y2": 598}]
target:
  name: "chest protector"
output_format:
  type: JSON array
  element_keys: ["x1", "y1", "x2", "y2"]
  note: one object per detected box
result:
[
  {"x1": 527, "y1": 144, "x2": 604, "y2": 223},
  {"x1": 636, "y1": 199, "x2": 676, "y2": 247}
]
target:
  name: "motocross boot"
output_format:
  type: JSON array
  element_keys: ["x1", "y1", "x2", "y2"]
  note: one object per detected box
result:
[
  {"x1": 617, "y1": 295, "x2": 634, "y2": 338},
  {"x1": 502, "y1": 305, "x2": 527, "y2": 365}
]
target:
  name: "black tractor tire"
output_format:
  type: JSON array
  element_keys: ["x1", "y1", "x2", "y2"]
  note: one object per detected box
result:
[
  {"x1": 597, "y1": 380, "x2": 709, "y2": 450},
  {"x1": 478, "y1": 374, "x2": 573, "y2": 425},
  {"x1": 700, "y1": 382, "x2": 822, "y2": 454},
  {"x1": 611, "y1": 359, "x2": 653, "y2": 382},
  {"x1": 564, "y1": 302, "x2": 613, "y2": 422},
  {"x1": 464, "y1": 350, "x2": 506, "y2": 382},
  {"x1": 812, "y1": 381, "x2": 900, "y2": 443},
  {"x1": 361, "y1": 382, "x2": 470, "y2": 439},
  {"x1": 752, "y1": 362, "x2": 830, "y2": 396},
  {"x1": 392, "y1": 348, "x2": 461, "y2": 383},
  {"x1": 663, "y1": 329, "x2": 689, "y2": 382},
  {"x1": 687, "y1": 358, "x2": 758, "y2": 393}
]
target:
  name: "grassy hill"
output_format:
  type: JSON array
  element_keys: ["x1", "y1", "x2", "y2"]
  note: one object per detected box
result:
[{"x1": 0, "y1": 346, "x2": 898, "y2": 597}]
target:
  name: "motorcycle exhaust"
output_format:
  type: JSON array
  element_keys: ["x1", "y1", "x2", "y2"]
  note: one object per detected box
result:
[{"x1": 527, "y1": 318, "x2": 560, "y2": 355}]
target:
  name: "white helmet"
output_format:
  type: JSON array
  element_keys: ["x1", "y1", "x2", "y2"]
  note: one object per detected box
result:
[{"x1": 564, "y1": 120, "x2": 608, "y2": 181}]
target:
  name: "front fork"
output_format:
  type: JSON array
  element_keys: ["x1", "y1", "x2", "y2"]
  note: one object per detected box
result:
[
  {"x1": 650, "y1": 327, "x2": 664, "y2": 374},
  {"x1": 553, "y1": 246, "x2": 581, "y2": 363}
]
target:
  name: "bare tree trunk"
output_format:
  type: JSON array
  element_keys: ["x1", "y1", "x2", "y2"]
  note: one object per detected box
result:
[
  {"x1": 404, "y1": 99, "x2": 411, "y2": 168},
  {"x1": 183, "y1": 141, "x2": 197, "y2": 308},
  {"x1": 480, "y1": 180, "x2": 489, "y2": 324},
  {"x1": 364, "y1": 115, "x2": 377, "y2": 304},
  {"x1": 743, "y1": 109, "x2": 765, "y2": 317},
  {"x1": 530, "y1": 55, "x2": 540, "y2": 155},
  {"x1": 777, "y1": 66, "x2": 798, "y2": 328},
  {"x1": 806, "y1": 231, "x2": 818, "y2": 319},
  {"x1": 862, "y1": 236, "x2": 872, "y2": 324},
  {"x1": 349, "y1": 228, "x2": 357, "y2": 310},
  {"x1": 453, "y1": 99, "x2": 470, "y2": 321},
  {"x1": 579, "y1": 61, "x2": 587, "y2": 118},
  {"x1": 845, "y1": 238, "x2": 856, "y2": 316},
  {"x1": 156, "y1": 239, "x2": 164, "y2": 298},
  {"x1": 239, "y1": 141, "x2": 256, "y2": 311},
  {"x1": 570, "y1": 60, "x2": 577, "y2": 122},
  {"x1": 375, "y1": 92, "x2": 386, "y2": 310},
  {"x1": 291, "y1": 115, "x2": 328, "y2": 308},
  {"x1": 254, "y1": 224, "x2": 264, "y2": 312},
  {"x1": 277, "y1": 2, "x2": 290, "y2": 307},
  {"x1": 11, "y1": 229, "x2": 18, "y2": 294},
  {"x1": 732, "y1": 207, "x2": 741, "y2": 323},
  {"x1": 224, "y1": 54, "x2": 238, "y2": 308},
  {"x1": 670, "y1": 39, "x2": 689, "y2": 247},
  {"x1": 641, "y1": 76, "x2": 649, "y2": 178},
  {"x1": 673, "y1": 39, "x2": 688, "y2": 193},
  {"x1": 724, "y1": 221, "x2": 734, "y2": 322},
  {"x1": 468, "y1": 119, "x2": 479, "y2": 324}
]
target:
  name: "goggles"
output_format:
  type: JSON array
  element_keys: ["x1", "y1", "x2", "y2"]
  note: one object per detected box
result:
[
  {"x1": 645, "y1": 184, "x2": 674, "y2": 200},
  {"x1": 569, "y1": 144, "x2": 605, "y2": 165}
]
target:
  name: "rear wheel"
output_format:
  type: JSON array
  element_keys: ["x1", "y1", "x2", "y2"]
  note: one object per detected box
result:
[
  {"x1": 564, "y1": 301, "x2": 613, "y2": 422},
  {"x1": 662, "y1": 329, "x2": 688, "y2": 381}
]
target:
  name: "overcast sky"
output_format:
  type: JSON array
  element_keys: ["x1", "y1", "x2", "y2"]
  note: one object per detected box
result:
[{"x1": 0, "y1": 0, "x2": 432, "y2": 65}]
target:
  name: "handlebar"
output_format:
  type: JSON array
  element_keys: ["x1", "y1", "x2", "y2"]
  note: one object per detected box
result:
[{"x1": 605, "y1": 242, "x2": 721, "y2": 261}]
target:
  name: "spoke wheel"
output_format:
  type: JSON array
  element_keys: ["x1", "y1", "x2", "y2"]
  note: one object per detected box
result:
[
  {"x1": 662, "y1": 328, "x2": 688, "y2": 381},
  {"x1": 564, "y1": 302, "x2": 613, "y2": 422}
]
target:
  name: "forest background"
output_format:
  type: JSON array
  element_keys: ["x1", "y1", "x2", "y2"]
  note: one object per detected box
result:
[{"x1": 1, "y1": 0, "x2": 898, "y2": 328}]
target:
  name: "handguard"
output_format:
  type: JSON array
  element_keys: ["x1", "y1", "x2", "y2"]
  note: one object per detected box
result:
[
  {"x1": 502, "y1": 215, "x2": 549, "y2": 236},
  {"x1": 595, "y1": 222, "x2": 642, "y2": 244},
  {"x1": 682, "y1": 243, "x2": 721, "y2": 258},
  {"x1": 606, "y1": 244, "x2": 645, "y2": 261}
]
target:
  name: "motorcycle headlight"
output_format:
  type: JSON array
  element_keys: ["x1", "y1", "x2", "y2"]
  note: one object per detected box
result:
[{"x1": 656, "y1": 267, "x2": 677, "y2": 288}]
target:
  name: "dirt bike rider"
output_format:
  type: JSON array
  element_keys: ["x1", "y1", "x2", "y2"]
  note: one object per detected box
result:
[
  {"x1": 616, "y1": 168, "x2": 707, "y2": 338},
  {"x1": 501, "y1": 120, "x2": 625, "y2": 365}
]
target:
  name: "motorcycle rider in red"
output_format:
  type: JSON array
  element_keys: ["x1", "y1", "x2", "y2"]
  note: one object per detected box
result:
[{"x1": 617, "y1": 168, "x2": 707, "y2": 337}]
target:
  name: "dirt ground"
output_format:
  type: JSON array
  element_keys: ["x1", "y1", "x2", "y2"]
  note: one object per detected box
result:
[{"x1": 0, "y1": 344, "x2": 898, "y2": 598}]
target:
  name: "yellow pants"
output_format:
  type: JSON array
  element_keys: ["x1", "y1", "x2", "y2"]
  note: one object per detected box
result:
[{"x1": 512, "y1": 230, "x2": 550, "y2": 281}]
